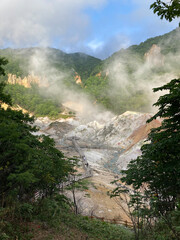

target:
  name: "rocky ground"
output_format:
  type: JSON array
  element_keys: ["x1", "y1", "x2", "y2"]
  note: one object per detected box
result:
[{"x1": 34, "y1": 111, "x2": 161, "y2": 221}]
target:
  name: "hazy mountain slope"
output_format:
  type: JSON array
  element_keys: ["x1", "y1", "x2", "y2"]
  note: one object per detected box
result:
[
  {"x1": 0, "y1": 48, "x2": 102, "y2": 117},
  {"x1": 106, "y1": 28, "x2": 180, "y2": 63},
  {"x1": 0, "y1": 47, "x2": 102, "y2": 80},
  {"x1": 0, "y1": 28, "x2": 179, "y2": 116},
  {"x1": 83, "y1": 28, "x2": 180, "y2": 114}
]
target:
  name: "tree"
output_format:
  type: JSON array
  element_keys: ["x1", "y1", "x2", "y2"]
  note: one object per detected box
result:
[
  {"x1": 109, "y1": 186, "x2": 146, "y2": 240},
  {"x1": 0, "y1": 57, "x2": 73, "y2": 207},
  {"x1": 0, "y1": 57, "x2": 11, "y2": 105},
  {"x1": 111, "y1": 2, "x2": 180, "y2": 237},
  {"x1": 150, "y1": 0, "x2": 180, "y2": 23},
  {"x1": 121, "y1": 79, "x2": 180, "y2": 214},
  {"x1": 66, "y1": 176, "x2": 89, "y2": 215},
  {"x1": 110, "y1": 79, "x2": 180, "y2": 239}
]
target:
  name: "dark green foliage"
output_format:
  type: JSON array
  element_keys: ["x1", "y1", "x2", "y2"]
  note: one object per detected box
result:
[
  {"x1": 109, "y1": 79, "x2": 180, "y2": 239},
  {"x1": 0, "y1": 58, "x2": 12, "y2": 106},
  {"x1": 0, "y1": 57, "x2": 8, "y2": 76},
  {"x1": 0, "y1": 82, "x2": 12, "y2": 107},
  {"x1": 112, "y1": 2, "x2": 180, "y2": 237},
  {"x1": 0, "y1": 58, "x2": 74, "y2": 239},
  {"x1": 47, "y1": 204, "x2": 133, "y2": 240},
  {"x1": 4, "y1": 84, "x2": 61, "y2": 118},
  {"x1": 0, "y1": 107, "x2": 72, "y2": 205},
  {"x1": 122, "y1": 79, "x2": 180, "y2": 214},
  {"x1": 139, "y1": 204, "x2": 180, "y2": 239},
  {"x1": 1, "y1": 28, "x2": 180, "y2": 115},
  {"x1": 0, "y1": 48, "x2": 102, "y2": 81},
  {"x1": 150, "y1": 0, "x2": 180, "y2": 22}
]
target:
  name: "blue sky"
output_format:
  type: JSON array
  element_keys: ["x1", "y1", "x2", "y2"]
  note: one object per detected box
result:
[{"x1": 0, "y1": 0, "x2": 179, "y2": 59}]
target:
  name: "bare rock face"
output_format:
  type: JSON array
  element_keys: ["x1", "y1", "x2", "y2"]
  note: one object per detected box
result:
[
  {"x1": 144, "y1": 44, "x2": 164, "y2": 67},
  {"x1": 65, "y1": 111, "x2": 156, "y2": 148},
  {"x1": 8, "y1": 74, "x2": 39, "y2": 88},
  {"x1": 35, "y1": 112, "x2": 161, "y2": 172},
  {"x1": 61, "y1": 111, "x2": 161, "y2": 171},
  {"x1": 7, "y1": 74, "x2": 49, "y2": 88},
  {"x1": 45, "y1": 121, "x2": 74, "y2": 138},
  {"x1": 35, "y1": 111, "x2": 161, "y2": 221},
  {"x1": 74, "y1": 72, "x2": 82, "y2": 84}
]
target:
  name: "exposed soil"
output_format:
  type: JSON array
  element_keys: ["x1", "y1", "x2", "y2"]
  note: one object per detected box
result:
[{"x1": 36, "y1": 111, "x2": 160, "y2": 223}]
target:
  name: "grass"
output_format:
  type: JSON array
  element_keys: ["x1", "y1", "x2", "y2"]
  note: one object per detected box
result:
[
  {"x1": 0, "y1": 196, "x2": 133, "y2": 240},
  {"x1": 35, "y1": 203, "x2": 134, "y2": 240}
]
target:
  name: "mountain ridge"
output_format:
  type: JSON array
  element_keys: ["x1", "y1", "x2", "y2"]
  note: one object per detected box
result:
[{"x1": 1, "y1": 28, "x2": 180, "y2": 116}]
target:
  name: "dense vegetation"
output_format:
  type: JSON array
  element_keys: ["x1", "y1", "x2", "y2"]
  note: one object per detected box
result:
[
  {"x1": 0, "y1": 1, "x2": 180, "y2": 239},
  {"x1": 4, "y1": 83, "x2": 62, "y2": 118},
  {"x1": 0, "y1": 47, "x2": 102, "y2": 81},
  {"x1": 110, "y1": 3, "x2": 180, "y2": 239},
  {"x1": 150, "y1": 0, "x2": 180, "y2": 22},
  {"x1": 0, "y1": 56, "x2": 73, "y2": 238},
  {"x1": 111, "y1": 79, "x2": 180, "y2": 240},
  {"x1": 0, "y1": 27, "x2": 180, "y2": 115},
  {"x1": 0, "y1": 57, "x2": 134, "y2": 240}
]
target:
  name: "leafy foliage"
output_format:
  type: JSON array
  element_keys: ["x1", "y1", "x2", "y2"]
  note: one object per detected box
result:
[
  {"x1": 0, "y1": 105, "x2": 72, "y2": 206},
  {"x1": 56, "y1": 207, "x2": 133, "y2": 240},
  {"x1": 0, "y1": 57, "x2": 74, "y2": 239},
  {"x1": 109, "y1": 78, "x2": 180, "y2": 239},
  {"x1": 150, "y1": 0, "x2": 180, "y2": 22},
  {"x1": 122, "y1": 79, "x2": 180, "y2": 213},
  {"x1": 111, "y1": 2, "x2": 180, "y2": 237},
  {"x1": 1, "y1": 28, "x2": 180, "y2": 115},
  {"x1": 4, "y1": 83, "x2": 62, "y2": 118}
]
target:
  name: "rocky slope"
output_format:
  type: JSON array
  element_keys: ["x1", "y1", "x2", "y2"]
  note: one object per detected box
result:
[
  {"x1": 57, "y1": 111, "x2": 161, "y2": 171},
  {"x1": 34, "y1": 111, "x2": 161, "y2": 220}
]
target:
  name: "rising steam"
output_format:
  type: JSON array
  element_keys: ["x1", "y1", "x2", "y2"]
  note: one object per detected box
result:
[
  {"x1": 25, "y1": 28, "x2": 180, "y2": 121},
  {"x1": 28, "y1": 48, "x2": 114, "y2": 123},
  {"x1": 104, "y1": 29, "x2": 180, "y2": 113}
]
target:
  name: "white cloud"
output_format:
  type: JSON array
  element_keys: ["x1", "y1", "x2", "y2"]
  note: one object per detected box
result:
[
  {"x1": 0, "y1": 0, "x2": 178, "y2": 58},
  {"x1": 87, "y1": 40, "x2": 104, "y2": 51},
  {"x1": 92, "y1": 34, "x2": 131, "y2": 59},
  {"x1": 0, "y1": 0, "x2": 107, "y2": 48},
  {"x1": 113, "y1": 0, "x2": 179, "y2": 51}
]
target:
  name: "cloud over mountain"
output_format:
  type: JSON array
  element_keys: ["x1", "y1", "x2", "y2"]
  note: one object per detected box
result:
[
  {"x1": 0, "y1": 0, "x2": 178, "y2": 59},
  {"x1": 0, "y1": 0, "x2": 106, "y2": 48}
]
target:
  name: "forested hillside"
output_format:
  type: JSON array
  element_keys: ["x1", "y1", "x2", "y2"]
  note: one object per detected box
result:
[
  {"x1": 0, "y1": 47, "x2": 102, "y2": 80},
  {"x1": 84, "y1": 27, "x2": 180, "y2": 113},
  {"x1": 0, "y1": 28, "x2": 180, "y2": 116},
  {"x1": 4, "y1": 84, "x2": 62, "y2": 118}
]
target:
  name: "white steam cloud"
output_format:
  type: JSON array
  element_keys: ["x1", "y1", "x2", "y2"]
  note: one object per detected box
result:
[
  {"x1": 28, "y1": 48, "x2": 114, "y2": 123},
  {"x1": 105, "y1": 29, "x2": 180, "y2": 112},
  {"x1": 27, "y1": 25, "x2": 180, "y2": 121}
]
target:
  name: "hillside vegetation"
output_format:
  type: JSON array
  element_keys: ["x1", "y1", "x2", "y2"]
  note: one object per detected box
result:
[
  {"x1": 0, "y1": 28, "x2": 180, "y2": 116},
  {"x1": 88, "y1": 27, "x2": 180, "y2": 113},
  {"x1": 4, "y1": 83, "x2": 62, "y2": 118},
  {"x1": 0, "y1": 55, "x2": 133, "y2": 239}
]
